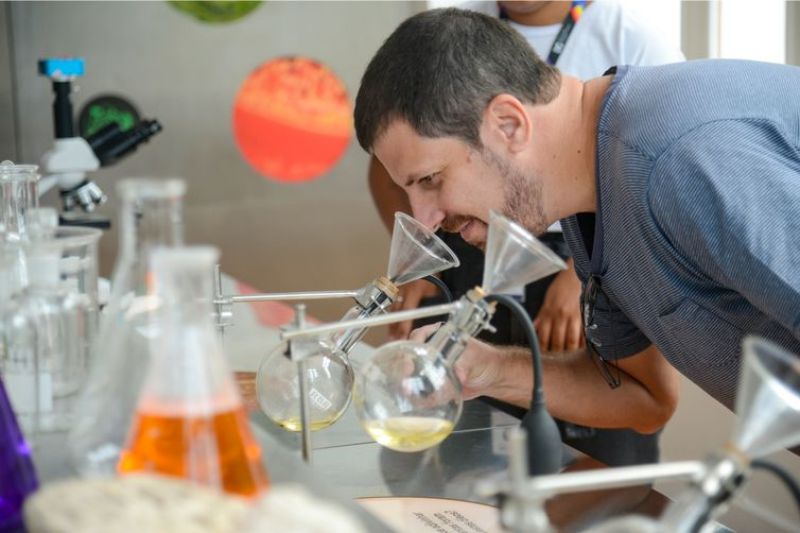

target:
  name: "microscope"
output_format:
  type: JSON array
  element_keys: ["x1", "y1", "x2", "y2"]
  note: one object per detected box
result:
[{"x1": 37, "y1": 58, "x2": 162, "y2": 227}]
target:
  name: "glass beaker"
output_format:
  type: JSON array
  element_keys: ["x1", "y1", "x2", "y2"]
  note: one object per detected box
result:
[
  {"x1": 69, "y1": 178, "x2": 185, "y2": 477},
  {"x1": 1, "y1": 233, "x2": 89, "y2": 436},
  {"x1": 118, "y1": 246, "x2": 269, "y2": 497},
  {"x1": 256, "y1": 212, "x2": 460, "y2": 433}
]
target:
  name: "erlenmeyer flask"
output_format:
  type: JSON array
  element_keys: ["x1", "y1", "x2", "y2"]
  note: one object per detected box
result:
[
  {"x1": 0, "y1": 375, "x2": 38, "y2": 532},
  {"x1": 355, "y1": 212, "x2": 565, "y2": 452},
  {"x1": 69, "y1": 179, "x2": 185, "y2": 477},
  {"x1": 119, "y1": 247, "x2": 269, "y2": 497},
  {"x1": 256, "y1": 212, "x2": 459, "y2": 433}
]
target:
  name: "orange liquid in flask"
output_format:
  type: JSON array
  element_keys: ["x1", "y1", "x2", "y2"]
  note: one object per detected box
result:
[{"x1": 118, "y1": 406, "x2": 269, "y2": 497}]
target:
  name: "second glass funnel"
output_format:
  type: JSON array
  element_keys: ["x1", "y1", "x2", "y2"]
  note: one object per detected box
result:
[{"x1": 256, "y1": 213, "x2": 460, "y2": 432}]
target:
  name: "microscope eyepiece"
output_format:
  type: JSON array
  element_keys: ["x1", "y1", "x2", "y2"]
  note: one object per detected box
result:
[{"x1": 88, "y1": 119, "x2": 163, "y2": 167}]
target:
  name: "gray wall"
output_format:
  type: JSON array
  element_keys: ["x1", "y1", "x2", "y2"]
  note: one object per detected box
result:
[
  {"x1": 0, "y1": 3, "x2": 17, "y2": 160},
  {"x1": 4, "y1": 0, "x2": 421, "y2": 332}
]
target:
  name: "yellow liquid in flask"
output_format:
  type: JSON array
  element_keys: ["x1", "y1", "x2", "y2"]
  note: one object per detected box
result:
[
  {"x1": 274, "y1": 416, "x2": 341, "y2": 432},
  {"x1": 118, "y1": 406, "x2": 269, "y2": 497},
  {"x1": 363, "y1": 417, "x2": 454, "y2": 452}
]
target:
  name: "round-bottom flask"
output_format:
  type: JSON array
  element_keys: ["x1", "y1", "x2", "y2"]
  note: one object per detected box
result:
[
  {"x1": 256, "y1": 340, "x2": 353, "y2": 431},
  {"x1": 353, "y1": 341, "x2": 462, "y2": 452}
]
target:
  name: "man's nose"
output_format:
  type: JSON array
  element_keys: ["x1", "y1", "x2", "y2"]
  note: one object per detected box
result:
[{"x1": 409, "y1": 196, "x2": 445, "y2": 232}]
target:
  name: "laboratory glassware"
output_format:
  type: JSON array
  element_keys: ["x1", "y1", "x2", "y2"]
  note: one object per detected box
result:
[
  {"x1": 1, "y1": 220, "x2": 96, "y2": 437},
  {"x1": 118, "y1": 246, "x2": 269, "y2": 497},
  {"x1": 0, "y1": 160, "x2": 39, "y2": 242},
  {"x1": 256, "y1": 212, "x2": 459, "y2": 432},
  {"x1": 69, "y1": 178, "x2": 185, "y2": 477},
  {"x1": 0, "y1": 375, "x2": 39, "y2": 532},
  {"x1": 354, "y1": 211, "x2": 566, "y2": 452},
  {"x1": 0, "y1": 160, "x2": 40, "y2": 298}
]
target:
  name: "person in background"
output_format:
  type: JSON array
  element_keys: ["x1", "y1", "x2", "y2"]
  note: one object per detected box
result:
[{"x1": 366, "y1": 1, "x2": 684, "y2": 466}]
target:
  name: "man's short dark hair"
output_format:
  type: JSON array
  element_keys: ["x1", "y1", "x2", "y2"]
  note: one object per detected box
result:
[{"x1": 354, "y1": 8, "x2": 560, "y2": 151}]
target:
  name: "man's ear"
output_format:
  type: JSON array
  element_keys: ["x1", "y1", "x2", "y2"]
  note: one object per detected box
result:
[{"x1": 480, "y1": 94, "x2": 531, "y2": 154}]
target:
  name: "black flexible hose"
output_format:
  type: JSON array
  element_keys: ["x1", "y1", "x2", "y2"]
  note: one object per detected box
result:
[
  {"x1": 422, "y1": 274, "x2": 453, "y2": 303},
  {"x1": 485, "y1": 294, "x2": 562, "y2": 474},
  {"x1": 485, "y1": 294, "x2": 544, "y2": 405},
  {"x1": 751, "y1": 459, "x2": 800, "y2": 517}
]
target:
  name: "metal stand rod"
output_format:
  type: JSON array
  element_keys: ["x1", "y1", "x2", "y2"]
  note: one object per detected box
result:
[
  {"x1": 221, "y1": 290, "x2": 359, "y2": 304},
  {"x1": 298, "y1": 357, "x2": 312, "y2": 464},
  {"x1": 282, "y1": 301, "x2": 460, "y2": 340},
  {"x1": 518, "y1": 460, "x2": 707, "y2": 501},
  {"x1": 213, "y1": 264, "x2": 226, "y2": 342},
  {"x1": 292, "y1": 304, "x2": 313, "y2": 464}
]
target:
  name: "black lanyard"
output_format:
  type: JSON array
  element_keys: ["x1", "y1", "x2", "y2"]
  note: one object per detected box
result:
[{"x1": 500, "y1": 0, "x2": 588, "y2": 66}]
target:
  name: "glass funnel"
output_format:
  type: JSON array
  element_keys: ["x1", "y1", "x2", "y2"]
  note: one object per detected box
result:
[
  {"x1": 0, "y1": 375, "x2": 39, "y2": 532},
  {"x1": 354, "y1": 212, "x2": 566, "y2": 452},
  {"x1": 387, "y1": 212, "x2": 461, "y2": 286},
  {"x1": 482, "y1": 210, "x2": 566, "y2": 295},
  {"x1": 69, "y1": 178, "x2": 185, "y2": 477},
  {"x1": 732, "y1": 336, "x2": 800, "y2": 458},
  {"x1": 118, "y1": 246, "x2": 269, "y2": 497},
  {"x1": 256, "y1": 212, "x2": 459, "y2": 433}
]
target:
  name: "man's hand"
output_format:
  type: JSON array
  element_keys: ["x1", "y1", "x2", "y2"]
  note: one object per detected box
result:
[
  {"x1": 453, "y1": 338, "x2": 508, "y2": 400},
  {"x1": 534, "y1": 260, "x2": 584, "y2": 352},
  {"x1": 387, "y1": 278, "x2": 440, "y2": 340},
  {"x1": 409, "y1": 324, "x2": 508, "y2": 401}
]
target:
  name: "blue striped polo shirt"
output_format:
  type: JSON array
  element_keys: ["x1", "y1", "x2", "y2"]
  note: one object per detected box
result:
[{"x1": 561, "y1": 59, "x2": 800, "y2": 409}]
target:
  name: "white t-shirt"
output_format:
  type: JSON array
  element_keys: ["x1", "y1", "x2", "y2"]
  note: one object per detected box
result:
[{"x1": 457, "y1": 0, "x2": 684, "y2": 232}]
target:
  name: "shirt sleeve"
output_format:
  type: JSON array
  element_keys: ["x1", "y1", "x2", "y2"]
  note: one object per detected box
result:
[{"x1": 649, "y1": 120, "x2": 800, "y2": 340}]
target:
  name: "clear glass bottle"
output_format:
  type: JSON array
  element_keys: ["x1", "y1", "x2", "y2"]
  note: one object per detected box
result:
[
  {"x1": 0, "y1": 228, "x2": 87, "y2": 437},
  {"x1": 0, "y1": 375, "x2": 39, "y2": 531},
  {"x1": 69, "y1": 179, "x2": 185, "y2": 477},
  {"x1": 119, "y1": 246, "x2": 269, "y2": 497}
]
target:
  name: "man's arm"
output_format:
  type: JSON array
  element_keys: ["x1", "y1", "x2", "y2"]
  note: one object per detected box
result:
[
  {"x1": 368, "y1": 155, "x2": 411, "y2": 233},
  {"x1": 534, "y1": 258, "x2": 585, "y2": 352},
  {"x1": 455, "y1": 340, "x2": 680, "y2": 434}
]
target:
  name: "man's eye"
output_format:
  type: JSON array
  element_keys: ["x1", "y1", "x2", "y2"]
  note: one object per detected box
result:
[{"x1": 419, "y1": 172, "x2": 439, "y2": 187}]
